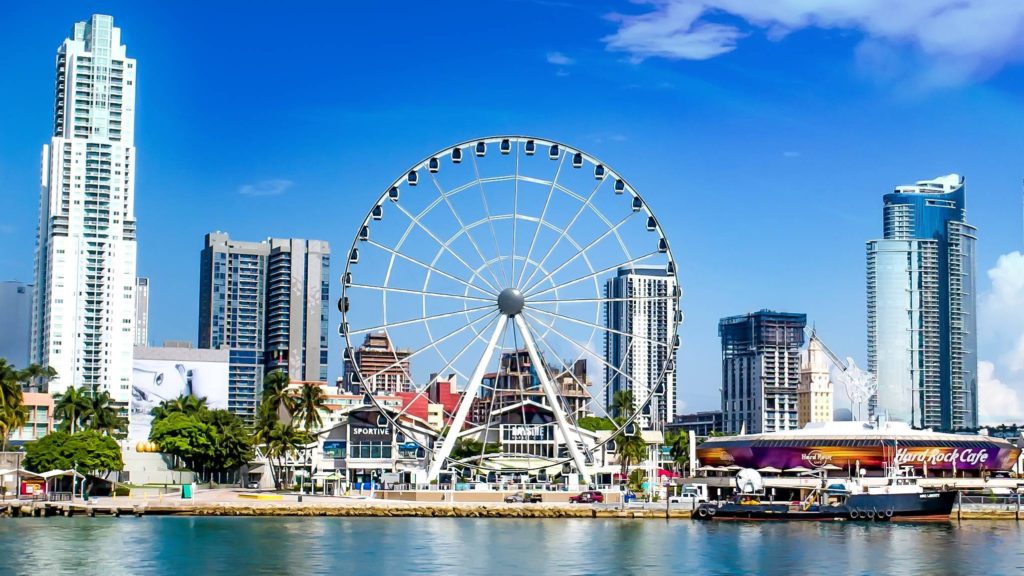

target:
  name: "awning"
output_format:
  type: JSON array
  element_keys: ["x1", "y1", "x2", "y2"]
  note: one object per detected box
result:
[
  {"x1": 0, "y1": 468, "x2": 42, "y2": 478},
  {"x1": 39, "y1": 470, "x2": 86, "y2": 480}
]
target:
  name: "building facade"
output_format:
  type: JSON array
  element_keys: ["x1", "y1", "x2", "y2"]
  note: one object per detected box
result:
[
  {"x1": 31, "y1": 14, "x2": 138, "y2": 404},
  {"x1": 668, "y1": 410, "x2": 725, "y2": 439},
  {"x1": 604, "y1": 266, "x2": 678, "y2": 429},
  {"x1": 866, "y1": 174, "x2": 978, "y2": 430},
  {"x1": 343, "y1": 332, "x2": 412, "y2": 395},
  {"x1": 798, "y1": 335, "x2": 833, "y2": 428},
  {"x1": 198, "y1": 232, "x2": 330, "y2": 420},
  {"x1": 264, "y1": 239, "x2": 330, "y2": 382},
  {"x1": 0, "y1": 281, "x2": 33, "y2": 368},
  {"x1": 720, "y1": 311, "x2": 807, "y2": 435},
  {"x1": 134, "y1": 277, "x2": 149, "y2": 346},
  {"x1": 8, "y1": 392, "x2": 54, "y2": 444}
]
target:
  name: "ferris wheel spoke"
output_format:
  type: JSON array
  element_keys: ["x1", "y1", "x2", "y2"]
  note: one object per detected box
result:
[
  {"x1": 529, "y1": 294, "x2": 677, "y2": 305},
  {"x1": 389, "y1": 201, "x2": 503, "y2": 295},
  {"x1": 387, "y1": 313, "x2": 502, "y2": 425},
  {"x1": 466, "y1": 155, "x2": 511, "y2": 287},
  {"x1": 526, "y1": 323, "x2": 597, "y2": 460},
  {"x1": 520, "y1": 175, "x2": 608, "y2": 290},
  {"x1": 430, "y1": 173, "x2": 507, "y2": 289},
  {"x1": 511, "y1": 141, "x2": 521, "y2": 285},
  {"x1": 428, "y1": 314, "x2": 509, "y2": 481},
  {"x1": 365, "y1": 240, "x2": 495, "y2": 298},
  {"x1": 525, "y1": 306, "x2": 669, "y2": 348},
  {"x1": 348, "y1": 303, "x2": 495, "y2": 337},
  {"x1": 359, "y1": 308, "x2": 497, "y2": 383},
  {"x1": 526, "y1": 251, "x2": 660, "y2": 300},
  {"x1": 522, "y1": 310, "x2": 646, "y2": 392},
  {"x1": 347, "y1": 283, "x2": 494, "y2": 304},
  {"x1": 517, "y1": 153, "x2": 565, "y2": 288},
  {"x1": 521, "y1": 210, "x2": 638, "y2": 295}
]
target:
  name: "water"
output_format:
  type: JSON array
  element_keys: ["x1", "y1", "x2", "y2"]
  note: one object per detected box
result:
[{"x1": 1, "y1": 518, "x2": 1022, "y2": 575}]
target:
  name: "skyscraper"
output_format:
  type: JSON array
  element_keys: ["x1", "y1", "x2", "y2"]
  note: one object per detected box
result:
[
  {"x1": 719, "y1": 310, "x2": 806, "y2": 434},
  {"x1": 31, "y1": 15, "x2": 138, "y2": 403},
  {"x1": 135, "y1": 277, "x2": 149, "y2": 347},
  {"x1": 0, "y1": 281, "x2": 33, "y2": 368},
  {"x1": 198, "y1": 233, "x2": 330, "y2": 420},
  {"x1": 866, "y1": 174, "x2": 978, "y2": 430},
  {"x1": 604, "y1": 266, "x2": 678, "y2": 430}
]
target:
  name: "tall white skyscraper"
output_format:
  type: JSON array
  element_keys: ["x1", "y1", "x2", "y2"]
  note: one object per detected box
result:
[
  {"x1": 31, "y1": 15, "x2": 138, "y2": 404},
  {"x1": 604, "y1": 266, "x2": 678, "y2": 430}
]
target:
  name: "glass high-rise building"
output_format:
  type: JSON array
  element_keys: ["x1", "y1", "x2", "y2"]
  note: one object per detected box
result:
[
  {"x1": 31, "y1": 15, "x2": 138, "y2": 403},
  {"x1": 719, "y1": 310, "x2": 806, "y2": 434},
  {"x1": 604, "y1": 266, "x2": 677, "y2": 430},
  {"x1": 866, "y1": 174, "x2": 977, "y2": 430},
  {"x1": 198, "y1": 233, "x2": 330, "y2": 420}
]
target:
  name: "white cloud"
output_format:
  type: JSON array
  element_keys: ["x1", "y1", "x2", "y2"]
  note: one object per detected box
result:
[
  {"x1": 979, "y1": 251, "x2": 1024, "y2": 424},
  {"x1": 238, "y1": 179, "x2": 294, "y2": 197},
  {"x1": 978, "y1": 361, "x2": 1023, "y2": 424},
  {"x1": 546, "y1": 52, "x2": 575, "y2": 66},
  {"x1": 603, "y1": 1, "x2": 1024, "y2": 83}
]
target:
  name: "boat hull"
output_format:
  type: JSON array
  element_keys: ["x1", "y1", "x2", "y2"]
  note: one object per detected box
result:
[{"x1": 694, "y1": 491, "x2": 956, "y2": 522}]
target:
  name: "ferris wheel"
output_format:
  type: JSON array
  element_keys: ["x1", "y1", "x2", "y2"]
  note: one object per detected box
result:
[{"x1": 339, "y1": 136, "x2": 682, "y2": 483}]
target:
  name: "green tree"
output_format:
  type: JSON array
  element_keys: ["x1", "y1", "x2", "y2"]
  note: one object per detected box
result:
[
  {"x1": 262, "y1": 370, "x2": 295, "y2": 417},
  {"x1": 83, "y1": 390, "x2": 127, "y2": 437},
  {"x1": 293, "y1": 382, "x2": 327, "y2": 432},
  {"x1": 151, "y1": 395, "x2": 208, "y2": 425},
  {"x1": 203, "y1": 409, "x2": 253, "y2": 474},
  {"x1": 23, "y1": 430, "x2": 123, "y2": 474},
  {"x1": 611, "y1": 390, "x2": 635, "y2": 419},
  {"x1": 0, "y1": 360, "x2": 25, "y2": 450},
  {"x1": 665, "y1": 429, "x2": 689, "y2": 473},
  {"x1": 577, "y1": 416, "x2": 617, "y2": 432},
  {"x1": 149, "y1": 407, "x2": 253, "y2": 480},
  {"x1": 261, "y1": 420, "x2": 310, "y2": 490},
  {"x1": 53, "y1": 386, "x2": 91, "y2": 434}
]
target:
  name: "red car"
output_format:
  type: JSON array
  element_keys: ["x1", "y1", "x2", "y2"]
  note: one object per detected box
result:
[{"x1": 569, "y1": 491, "x2": 604, "y2": 504}]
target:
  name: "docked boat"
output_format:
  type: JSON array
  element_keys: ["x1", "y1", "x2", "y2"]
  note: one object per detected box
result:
[{"x1": 694, "y1": 466, "x2": 956, "y2": 522}]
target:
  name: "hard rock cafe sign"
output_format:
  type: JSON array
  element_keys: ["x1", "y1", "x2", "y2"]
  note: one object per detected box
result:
[{"x1": 801, "y1": 450, "x2": 833, "y2": 468}]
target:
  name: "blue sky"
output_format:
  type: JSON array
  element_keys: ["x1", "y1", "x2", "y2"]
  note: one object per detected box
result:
[{"x1": 2, "y1": 1, "x2": 1023, "y2": 419}]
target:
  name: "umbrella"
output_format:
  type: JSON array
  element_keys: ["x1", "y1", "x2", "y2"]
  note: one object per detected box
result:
[
  {"x1": 757, "y1": 466, "x2": 782, "y2": 474},
  {"x1": 656, "y1": 468, "x2": 680, "y2": 478},
  {"x1": 724, "y1": 465, "x2": 742, "y2": 471},
  {"x1": 821, "y1": 464, "x2": 842, "y2": 471},
  {"x1": 784, "y1": 466, "x2": 812, "y2": 473}
]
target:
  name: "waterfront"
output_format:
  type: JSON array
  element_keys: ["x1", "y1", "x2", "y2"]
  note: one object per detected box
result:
[{"x1": 1, "y1": 518, "x2": 1023, "y2": 575}]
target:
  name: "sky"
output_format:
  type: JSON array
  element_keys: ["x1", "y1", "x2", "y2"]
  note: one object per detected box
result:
[{"x1": 1, "y1": 1, "x2": 1023, "y2": 422}]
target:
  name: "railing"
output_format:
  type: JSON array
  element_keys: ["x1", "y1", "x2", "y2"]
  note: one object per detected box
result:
[{"x1": 960, "y1": 494, "x2": 1023, "y2": 511}]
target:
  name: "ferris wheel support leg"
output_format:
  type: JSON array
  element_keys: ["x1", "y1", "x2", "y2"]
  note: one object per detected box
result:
[
  {"x1": 427, "y1": 315, "x2": 508, "y2": 483},
  {"x1": 514, "y1": 315, "x2": 592, "y2": 486}
]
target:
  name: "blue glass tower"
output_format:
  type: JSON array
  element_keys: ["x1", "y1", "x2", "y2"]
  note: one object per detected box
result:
[{"x1": 867, "y1": 174, "x2": 977, "y2": 430}]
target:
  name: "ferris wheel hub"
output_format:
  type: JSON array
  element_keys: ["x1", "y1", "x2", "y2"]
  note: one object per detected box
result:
[{"x1": 497, "y1": 288, "x2": 525, "y2": 317}]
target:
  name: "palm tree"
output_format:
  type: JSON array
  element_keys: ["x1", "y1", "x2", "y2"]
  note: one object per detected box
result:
[
  {"x1": 615, "y1": 425, "x2": 649, "y2": 484},
  {"x1": 53, "y1": 386, "x2": 91, "y2": 434},
  {"x1": 18, "y1": 364, "x2": 57, "y2": 393},
  {"x1": 151, "y1": 395, "x2": 208, "y2": 423},
  {"x1": 293, "y1": 382, "x2": 327, "y2": 433},
  {"x1": 261, "y1": 419, "x2": 310, "y2": 490},
  {"x1": 666, "y1": 430, "x2": 689, "y2": 474},
  {"x1": 611, "y1": 389, "x2": 635, "y2": 419},
  {"x1": 83, "y1": 390, "x2": 127, "y2": 437},
  {"x1": 0, "y1": 403, "x2": 27, "y2": 452},
  {"x1": 262, "y1": 370, "x2": 295, "y2": 417}
]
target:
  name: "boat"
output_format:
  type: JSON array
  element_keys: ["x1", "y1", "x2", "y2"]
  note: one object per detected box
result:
[{"x1": 694, "y1": 466, "x2": 956, "y2": 522}]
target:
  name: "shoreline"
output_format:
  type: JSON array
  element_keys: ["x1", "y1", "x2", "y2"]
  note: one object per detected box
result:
[{"x1": 3, "y1": 500, "x2": 1022, "y2": 520}]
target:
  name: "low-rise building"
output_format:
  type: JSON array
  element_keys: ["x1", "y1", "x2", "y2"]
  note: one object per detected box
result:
[{"x1": 9, "y1": 392, "x2": 54, "y2": 443}]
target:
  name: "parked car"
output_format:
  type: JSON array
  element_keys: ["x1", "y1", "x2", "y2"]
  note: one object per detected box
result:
[
  {"x1": 505, "y1": 492, "x2": 543, "y2": 504},
  {"x1": 246, "y1": 481, "x2": 260, "y2": 489},
  {"x1": 569, "y1": 490, "x2": 604, "y2": 504}
]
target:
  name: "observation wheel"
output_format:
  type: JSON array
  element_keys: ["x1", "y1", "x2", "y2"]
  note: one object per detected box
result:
[{"x1": 339, "y1": 136, "x2": 682, "y2": 483}]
